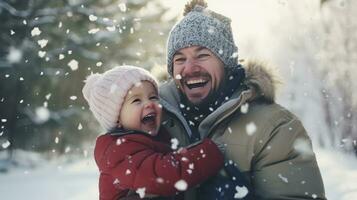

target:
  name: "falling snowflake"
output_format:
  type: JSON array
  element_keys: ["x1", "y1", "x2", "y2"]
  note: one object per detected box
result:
[
  {"x1": 294, "y1": 138, "x2": 313, "y2": 156},
  {"x1": 113, "y1": 178, "x2": 120, "y2": 185},
  {"x1": 228, "y1": 126, "x2": 232, "y2": 133},
  {"x1": 37, "y1": 39, "x2": 48, "y2": 48},
  {"x1": 189, "y1": 163, "x2": 194, "y2": 169},
  {"x1": 174, "y1": 180, "x2": 188, "y2": 191},
  {"x1": 88, "y1": 28, "x2": 100, "y2": 34},
  {"x1": 65, "y1": 146, "x2": 71, "y2": 153},
  {"x1": 96, "y1": 62, "x2": 103, "y2": 67},
  {"x1": 31, "y1": 27, "x2": 42, "y2": 36},
  {"x1": 6, "y1": 47, "x2": 22, "y2": 63},
  {"x1": 1, "y1": 119, "x2": 7, "y2": 123},
  {"x1": 219, "y1": 49, "x2": 223, "y2": 54},
  {"x1": 89, "y1": 14, "x2": 98, "y2": 21},
  {"x1": 125, "y1": 169, "x2": 131, "y2": 175},
  {"x1": 136, "y1": 187, "x2": 146, "y2": 198},
  {"x1": 68, "y1": 60, "x2": 79, "y2": 71},
  {"x1": 171, "y1": 138, "x2": 179, "y2": 150},
  {"x1": 78, "y1": 123, "x2": 83, "y2": 130},
  {"x1": 181, "y1": 157, "x2": 188, "y2": 162},
  {"x1": 231, "y1": 52, "x2": 238, "y2": 58},
  {"x1": 175, "y1": 74, "x2": 182, "y2": 80},
  {"x1": 67, "y1": 95, "x2": 77, "y2": 101},
  {"x1": 156, "y1": 177, "x2": 164, "y2": 183},
  {"x1": 234, "y1": 185, "x2": 249, "y2": 199},
  {"x1": 2, "y1": 140, "x2": 11, "y2": 149},
  {"x1": 55, "y1": 137, "x2": 59, "y2": 144},
  {"x1": 246, "y1": 122, "x2": 257, "y2": 135},
  {"x1": 106, "y1": 26, "x2": 116, "y2": 32},
  {"x1": 278, "y1": 173, "x2": 289, "y2": 183},
  {"x1": 35, "y1": 107, "x2": 50, "y2": 124},
  {"x1": 59, "y1": 54, "x2": 65, "y2": 60},
  {"x1": 240, "y1": 103, "x2": 249, "y2": 114},
  {"x1": 38, "y1": 51, "x2": 46, "y2": 58},
  {"x1": 45, "y1": 93, "x2": 52, "y2": 100},
  {"x1": 118, "y1": 3, "x2": 127, "y2": 12},
  {"x1": 312, "y1": 194, "x2": 318, "y2": 199}
]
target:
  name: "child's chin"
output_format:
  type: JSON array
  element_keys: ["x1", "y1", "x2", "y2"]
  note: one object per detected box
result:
[{"x1": 147, "y1": 129, "x2": 159, "y2": 136}]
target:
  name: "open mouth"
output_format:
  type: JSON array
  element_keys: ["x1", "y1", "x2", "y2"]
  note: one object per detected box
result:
[
  {"x1": 185, "y1": 79, "x2": 209, "y2": 89},
  {"x1": 141, "y1": 113, "x2": 156, "y2": 125}
]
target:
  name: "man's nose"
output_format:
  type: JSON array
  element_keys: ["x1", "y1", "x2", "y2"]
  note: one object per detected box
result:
[{"x1": 183, "y1": 58, "x2": 200, "y2": 74}]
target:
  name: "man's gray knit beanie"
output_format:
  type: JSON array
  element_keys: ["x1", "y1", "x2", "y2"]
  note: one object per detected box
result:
[{"x1": 167, "y1": 5, "x2": 238, "y2": 76}]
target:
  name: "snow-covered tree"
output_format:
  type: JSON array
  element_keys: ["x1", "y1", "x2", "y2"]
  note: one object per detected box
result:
[{"x1": 0, "y1": 0, "x2": 174, "y2": 156}]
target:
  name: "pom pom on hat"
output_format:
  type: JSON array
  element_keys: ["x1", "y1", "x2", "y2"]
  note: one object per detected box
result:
[
  {"x1": 183, "y1": 0, "x2": 207, "y2": 16},
  {"x1": 82, "y1": 65, "x2": 158, "y2": 131}
]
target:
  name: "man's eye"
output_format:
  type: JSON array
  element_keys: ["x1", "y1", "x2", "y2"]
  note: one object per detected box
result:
[
  {"x1": 174, "y1": 57, "x2": 185, "y2": 63},
  {"x1": 197, "y1": 54, "x2": 210, "y2": 59}
]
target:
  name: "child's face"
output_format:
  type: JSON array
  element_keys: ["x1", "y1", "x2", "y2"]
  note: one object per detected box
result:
[{"x1": 119, "y1": 81, "x2": 162, "y2": 136}]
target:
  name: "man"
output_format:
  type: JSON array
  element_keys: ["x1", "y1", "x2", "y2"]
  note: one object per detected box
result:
[{"x1": 159, "y1": 0, "x2": 326, "y2": 199}]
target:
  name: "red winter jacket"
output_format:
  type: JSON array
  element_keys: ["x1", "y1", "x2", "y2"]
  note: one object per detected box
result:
[{"x1": 94, "y1": 129, "x2": 224, "y2": 200}]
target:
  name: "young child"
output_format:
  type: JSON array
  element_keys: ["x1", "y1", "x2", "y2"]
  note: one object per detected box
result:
[{"x1": 82, "y1": 65, "x2": 224, "y2": 200}]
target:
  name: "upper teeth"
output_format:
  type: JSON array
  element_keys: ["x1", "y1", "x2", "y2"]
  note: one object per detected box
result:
[
  {"x1": 145, "y1": 114, "x2": 155, "y2": 118},
  {"x1": 187, "y1": 79, "x2": 206, "y2": 85}
]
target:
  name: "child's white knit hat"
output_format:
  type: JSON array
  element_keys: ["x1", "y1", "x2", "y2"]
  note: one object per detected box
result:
[{"x1": 82, "y1": 65, "x2": 158, "y2": 131}]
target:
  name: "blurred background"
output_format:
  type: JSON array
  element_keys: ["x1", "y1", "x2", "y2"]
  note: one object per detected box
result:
[{"x1": 0, "y1": 0, "x2": 356, "y2": 199}]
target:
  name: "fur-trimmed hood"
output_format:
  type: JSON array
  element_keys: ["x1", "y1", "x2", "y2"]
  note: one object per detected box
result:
[{"x1": 243, "y1": 60, "x2": 280, "y2": 103}]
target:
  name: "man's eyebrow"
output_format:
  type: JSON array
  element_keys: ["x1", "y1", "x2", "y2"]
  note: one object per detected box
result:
[
  {"x1": 195, "y1": 46, "x2": 207, "y2": 52},
  {"x1": 173, "y1": 51, "x2": 184, "y2": 57}
]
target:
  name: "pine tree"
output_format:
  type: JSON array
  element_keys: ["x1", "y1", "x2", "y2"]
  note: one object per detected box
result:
[{"x1": 0, "y1": 0, "x2": 174, "y2": 156}]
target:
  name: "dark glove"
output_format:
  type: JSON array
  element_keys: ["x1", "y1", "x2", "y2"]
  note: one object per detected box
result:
[{"x1": 198, "y1": 161, "x2": 254, "y2": 200}]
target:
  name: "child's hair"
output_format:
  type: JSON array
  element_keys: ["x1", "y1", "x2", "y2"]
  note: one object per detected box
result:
[{"x1": 82, "y1": 65, "x2": 158, "y2": 131}]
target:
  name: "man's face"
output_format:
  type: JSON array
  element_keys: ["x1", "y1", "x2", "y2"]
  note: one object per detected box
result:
[{"x1": 173, "y1": 46, "x2": 225, "y2": 105}]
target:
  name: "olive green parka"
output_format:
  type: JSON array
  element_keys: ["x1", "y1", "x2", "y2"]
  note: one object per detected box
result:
[{"x1": 159, "y1": 61, "x2": 326, "y2": 200}]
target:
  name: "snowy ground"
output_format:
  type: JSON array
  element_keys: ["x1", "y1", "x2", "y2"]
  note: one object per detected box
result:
[{"x1": 0, "y1": 148, "x2": 356, "y2": 200}]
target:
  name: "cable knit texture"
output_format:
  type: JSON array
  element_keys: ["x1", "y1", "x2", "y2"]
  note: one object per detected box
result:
[{"x1": 167, "y1": 5, "x2": 239, "y2": 76}]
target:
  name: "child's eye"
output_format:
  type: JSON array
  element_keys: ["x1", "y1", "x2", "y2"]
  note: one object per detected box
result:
[
  {"x1": 132, "y1": 98, "x2": 141, "y2": 104},
  {"x1": 150, "y1": 96, "x2": 159, "y2": 101}
]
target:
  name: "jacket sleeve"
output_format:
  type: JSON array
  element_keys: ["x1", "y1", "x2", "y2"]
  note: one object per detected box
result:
[
  {"x1": 96, "y1": 135, "x2": 224, "y2": 197},
  {"x1": 252, "y1": 113, "x2": 326, "y2": 200}
]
